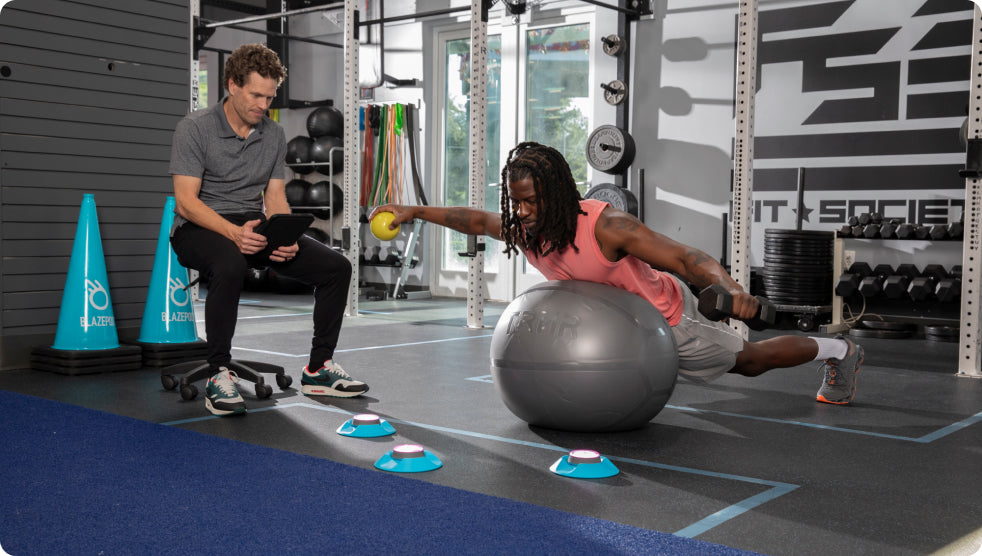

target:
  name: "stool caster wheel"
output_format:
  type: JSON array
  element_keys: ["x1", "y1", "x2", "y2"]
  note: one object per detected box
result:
[
  {"x1": 161, "y1": 374, "x2": 178, "y2": 391},
  {"x1": 276, "y1": 374, "x2": 293, "y2": 389},
  {"x1": 180, "y1": 384, "x2": 198, "y2": 401},
  {"x1": 256, "y1": 383, "x2": 273, "y2": 399}
]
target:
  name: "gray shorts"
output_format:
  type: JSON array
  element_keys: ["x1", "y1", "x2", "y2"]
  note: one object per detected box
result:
[{"x1": 669, "y1": 276, "x2": 746, "y2": 383}]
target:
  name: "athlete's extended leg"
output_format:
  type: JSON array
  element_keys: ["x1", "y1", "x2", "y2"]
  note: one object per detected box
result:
[{"x1": 731, "y1": 334, "x2": 864, "y2": 404}]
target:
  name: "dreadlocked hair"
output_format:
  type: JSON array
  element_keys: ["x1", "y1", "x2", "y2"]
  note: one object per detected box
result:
[{"x1": 499, "y1": 142, "x2": 584, "y2": 258}]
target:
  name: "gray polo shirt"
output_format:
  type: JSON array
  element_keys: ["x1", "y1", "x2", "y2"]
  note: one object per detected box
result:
[{"x1": 169, "y1": 99, "x2": 287, "y2": 229}]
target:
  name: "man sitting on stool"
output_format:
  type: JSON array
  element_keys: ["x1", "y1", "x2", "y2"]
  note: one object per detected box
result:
[{"x1": 169, "y1": 43, "x2": 368, "y2": 416}]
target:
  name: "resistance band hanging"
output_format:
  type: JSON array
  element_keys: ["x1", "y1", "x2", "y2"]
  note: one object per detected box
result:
[{"x1": 361, "y1": 103, "x2": 415, "y2": 207}]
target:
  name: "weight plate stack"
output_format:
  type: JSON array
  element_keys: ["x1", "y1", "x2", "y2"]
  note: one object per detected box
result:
[
  {"x1": 848, "y1": 327, "x2": 914, "y2": 340},
  {"x1": 924, "y1": 325, "x2": 959, "y2": 342},
  {"x1": 762, "y1": 229, "x2": 834, "y2": 306}
]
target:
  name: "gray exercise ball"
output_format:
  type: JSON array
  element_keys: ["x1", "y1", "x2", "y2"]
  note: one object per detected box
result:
[{"x1": 490, "y1": 280, "x2": 678, "y2": 432}]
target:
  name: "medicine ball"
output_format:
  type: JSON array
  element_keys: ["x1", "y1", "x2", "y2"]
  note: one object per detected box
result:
[
  {"x1": 285, "y1": 179, "x2": 310, "y2": 207},
  {"x1": 286, "y1": 136, "x2": 315, "y2": 174},
  {"x1": 310, "y1": 135, "x2": 344, "y2": 175},
  {"x1": 306, "y1": 106, "x2": 344, "y2": 138},
  {"x1": 490, "y1": 280, "x2": 679, "y2": 432},
  {"x1": 306, "y1": 180, "x2": 343, "y2": 219}
]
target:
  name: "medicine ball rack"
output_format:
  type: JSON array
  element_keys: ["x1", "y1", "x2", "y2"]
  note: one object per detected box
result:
[{"x1": 286, "y1": 153, "x2": 343, "y2": 241}]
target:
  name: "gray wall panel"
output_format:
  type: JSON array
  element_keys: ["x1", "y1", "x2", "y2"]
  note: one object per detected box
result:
[
  {"x1": 1, "y1": 222, "x2": 159, "y2": 241},
  {"x1": 2, "y1": 206, "x2": 165, "y2": 225},
  {"x1": 2, "y1": 186, "x2": 172, "y2": 206},
  {"x1": 1, "y1": 99, "x2": 183, "y2": 130},
  {"x1": 2, "y1": 153, "x2": 171, "y2": 177},
  {"x1": 2, "y1": 81, "x2": 187, "y2": 114},
  {"x1": 1, "y1": 171, "x2": 174, "y2": 193},
  {"x1": 2, "y1": 292, "x2": 63, "y2": 310},
  {"x1": 5, "y1": 136, "x2": 173, "y2": 163},
  {"x1": 0, "y1": 49, "x2": 187, "y2": 96},
  {"x1": 8, "y1": 1, "x2": 186, "y2": 38},
  {"x1": 2, "y1": 117, "x2": 176, "y2": 146},
  {"x1": 1, "y1": 240, "x2": 157, "y2": 258},
  {"x1": 0, "y1": 0, "x2": 189, "y2": 368},
  {"x1": 0, "y1": 26, "x2": 186, "y2": 69},
  {"x1": 71, "y1": 0, "x2": 187, "y2": 22},
  {"x1": 2, "y1": 5, "x2": 186, "y2": 51}
]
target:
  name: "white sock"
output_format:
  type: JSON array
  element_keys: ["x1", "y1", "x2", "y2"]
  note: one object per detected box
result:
[{"x1": 811, "y1": 337, "x2": 848, "y2": 361}]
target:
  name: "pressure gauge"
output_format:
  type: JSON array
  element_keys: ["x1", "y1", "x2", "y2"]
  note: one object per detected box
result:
[{"x1": 585, "y1": 125, "x2": 635, "y2": 174}]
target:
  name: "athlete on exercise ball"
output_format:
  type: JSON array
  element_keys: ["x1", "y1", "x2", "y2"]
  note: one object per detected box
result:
[{"x1": 371, "y1": 142, "x2": 863, "y2": 403}]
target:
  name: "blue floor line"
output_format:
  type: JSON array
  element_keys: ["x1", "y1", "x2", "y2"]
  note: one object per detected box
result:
[
  {"x1": 666, "y1": 404, "x2": 982, "y2": 443},
  {"x1": 673, "y1": 484, "x2": 799, "y2": 539},
  {"x1": 914, "y1": 409, "x2": 982, "y2": 443},
  {"x1": 161, "y1": 401, "x2": 799, "y2": 539}
]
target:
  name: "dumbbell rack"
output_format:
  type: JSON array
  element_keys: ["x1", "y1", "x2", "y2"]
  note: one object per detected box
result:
[{"x1": 823, "y1": 236, "x2": 961, "y2": 334}]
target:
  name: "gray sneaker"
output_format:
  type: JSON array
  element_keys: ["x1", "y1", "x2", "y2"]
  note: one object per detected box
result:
[{"x1": 816, "y1": 335, "x2": 864, "y2": 405}]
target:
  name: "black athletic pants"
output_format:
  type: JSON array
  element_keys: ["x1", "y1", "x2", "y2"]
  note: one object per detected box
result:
[{"x1": 171, "y1": 212, "x2": 352, "y2": 371}]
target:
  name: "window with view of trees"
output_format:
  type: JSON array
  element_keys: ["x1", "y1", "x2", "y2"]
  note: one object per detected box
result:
[{"x1": 525, "y1": 23, "x2": 590, "y2": 192}]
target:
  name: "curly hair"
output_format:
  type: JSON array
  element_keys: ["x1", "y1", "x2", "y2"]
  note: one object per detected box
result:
[
  {"x1": 224, "y1": 43, "x2": 287, "y2": 89},
  {"x1": 499, "y1": 142, "x2": 584, "y2": 258}
]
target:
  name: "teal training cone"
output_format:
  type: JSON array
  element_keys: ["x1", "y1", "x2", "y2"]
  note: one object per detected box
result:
[
  {"x1": 138, "y1": 197, "x2": 199, "y2": 343},
  {"x1": 52, "y1": 194, "x2": 120, "y2": 350}
]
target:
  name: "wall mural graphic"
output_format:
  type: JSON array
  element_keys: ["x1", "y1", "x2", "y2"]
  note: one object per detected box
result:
[{"x1": 751, "y1": 0, "x2": 970, "y2": 229}]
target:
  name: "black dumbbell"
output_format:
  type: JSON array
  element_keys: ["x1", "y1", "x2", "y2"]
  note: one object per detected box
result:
[
  {"x1": 948, "y1": 221, "x2": 964, "y2": 240},
  {"x1": 883, "y1": 263, "x2": 920, "y2": 298},
  {"x1": 698, "y1": 284, "x2": 777, "y2": 331},
  {"x1": 858, "y1": 264, "x2": 894, "y2": 298},
  {"x1": 835, "y1": 262, "x2": 874, "y2": 297},
  {"x1": 896, "y1": 223, "x2": 916, "y2": 239},
  {"x1": 863, "y1": 222, "x2": 882, "y2": 238},
  {"x1": 882, "y1": 274, "x2": 910, "y2": 298},
  {"x1": 936, "y1": 278, "x2": 961, "y2": 302},
  {"x1": 929, "y1": 224, "x2": 950, "y2": 241},
  {"x1": 878, "y1": 219, "x2": 900, "y2": 239},
  {"x1": 848, "y1": 262, "x2": 873, "y2": 277},
  {"x1": 896, "y1": 263, "x2": 920, "y2": 279},
  {"x1": 923, "y1": 264, "x2": 949, "y2": 282},
  {"x1": 908, "y1": 265, "x2": 947, "y2": 301},
  {"x1": 858, "y1": 213, "x2": 873, "y2": 226},
  {"x1": 835, "y1": 273, "x2": 862, "y2": 297},
  {"x1": 914, "y1": 224, "x2": 931, "y2": 240}
]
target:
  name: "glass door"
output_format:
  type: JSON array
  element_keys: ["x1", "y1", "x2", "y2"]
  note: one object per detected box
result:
[
  {"x1": 515, "y1": 18, "x2": 593, "y2": 294},
  {"x1": 433, "y1": 10, "x2": 594, "y2": 301},
  {"x1": 433, "y1": 30, "x2": 510, "y2": 300}
]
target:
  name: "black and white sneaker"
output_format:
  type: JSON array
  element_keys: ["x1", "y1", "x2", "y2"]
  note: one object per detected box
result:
[
  {"x1": 205, "y1": 368, "x2": 246, "y2": 416},
  {"x1": 300, "y1": 360, "x2": 369, "y2": 398}
]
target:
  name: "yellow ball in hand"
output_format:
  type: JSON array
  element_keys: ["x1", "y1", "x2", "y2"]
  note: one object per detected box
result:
[{"x1": 371, "y1": 211, "x2": 400, "y2": 241}]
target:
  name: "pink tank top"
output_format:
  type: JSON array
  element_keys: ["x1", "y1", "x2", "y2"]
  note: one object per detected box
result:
[{"x1": 523, "y1": 199, "x2": 684, "y2": 326}]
